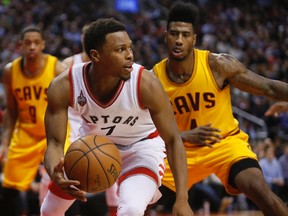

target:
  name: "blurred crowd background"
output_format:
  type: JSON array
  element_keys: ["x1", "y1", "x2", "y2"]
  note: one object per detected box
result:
[{"x1": 0, "y1": 0, "x2": 288, "y2": 215}]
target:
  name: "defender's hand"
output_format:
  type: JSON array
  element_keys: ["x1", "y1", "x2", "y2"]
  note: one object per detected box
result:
[{"x1": 181, "y1": 123, "x2": 222, "y2": 147}]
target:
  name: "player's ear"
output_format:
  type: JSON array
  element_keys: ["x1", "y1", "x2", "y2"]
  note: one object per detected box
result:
[
  {"x1": 90, "y1": 49, "x2": 100, "y2": 62},
  {"x1": 193, "y1": 34, "x2": 197, "y2": 46},
  {"x1": 164, "y1": 31, "x2": 168, "y2": 43},
  {"x1": 41, "y1": 40, "x2": 46, "y2": 51}
]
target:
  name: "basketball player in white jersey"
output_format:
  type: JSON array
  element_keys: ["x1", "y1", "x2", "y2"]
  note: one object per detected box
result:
[
  {"x1": 63, "y1": 24, "x2": 119, "y2": 216},
  {"x1": 40, "y1": 18, "x2": 193, "y2": 216}
]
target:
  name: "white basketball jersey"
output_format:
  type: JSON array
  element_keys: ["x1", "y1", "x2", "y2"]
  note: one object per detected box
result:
[
  {"x1": 72, "y1": 53, "x2": 83, "y2": 65},
  {"x1": 67, "y1": 53, "x2": 87, "y2": 142},
  {"x1": 69, "y1": 62, "x2": 158, "y2": 145}
]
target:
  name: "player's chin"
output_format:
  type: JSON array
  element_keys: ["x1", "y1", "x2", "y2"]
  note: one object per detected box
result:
[
  {"x1": 27, "y1": 53, "x2": 37, "y2": 59},
  {"x1": 171, "y1": 54, "x2": 185, "y2": 62},
  {"x1": 120, "y1": 74, "x2": 131, "y2": 81}
]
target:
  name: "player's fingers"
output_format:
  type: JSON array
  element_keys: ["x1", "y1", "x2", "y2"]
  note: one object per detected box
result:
[
  {"x1": 265, "y1": 110, "x2": 278, "y2": 117},
  {"x1": 205, "y1": 140, "x2": 216, "y2": 148},
  {"x1": 203, "y1": 136, "x2": 221, "y2": 143},
  {"x1": 264, "y1": 110, "x2": 272, "y2": 116},
  {"x1": 65, "y1": 187, "x2": 87, "y2": 202},
  {"x1": 197, "y1": 136, "x2": 220, "y2": 147},
  {"x1": 60, "y1": 179, "x2": 81, "y2": 186},
  {"x1": 194, "y1": 138, "x2": 214, "y2": 147},
  {"x1": 200, "y1": 126, "x2": 221, "y2": 133},
  {"x1": 61, "y1": 184, "x2": 86, "y2": 193},
  {"x1": 265, "y1": 106, "x2": 279, "y2": 116},
  {"x1": 66, "y1": 192, "x2": 87, "y2": 202},
  {"x1": 191, "y1": 143, "x2": 212, "y2": 148},
  {"x1": 201, "y1": 131, "x2": 222, "y2": 139}
]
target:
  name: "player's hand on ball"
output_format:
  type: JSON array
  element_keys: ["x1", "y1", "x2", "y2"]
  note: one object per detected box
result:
[
  {"x1": 52, "y1": 157, "x2": 87, "y2": 202},
  {"x1": 64, "y1": 135, "x2": 122, "y2": 193},
  {"x1": 181, "y1": 123, "x2": 222, "y2": 147}
]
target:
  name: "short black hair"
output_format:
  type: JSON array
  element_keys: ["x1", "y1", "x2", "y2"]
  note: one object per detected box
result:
[
  {"x1": 167, "y1": 1, "x2": 199, "y2": 29},
  {"x1": 81, "y1": 23, "x2": 90, "y2": 34},
  {"x1": 84, "y1": 18, "x2": 126, "y2": 58},
  {"x1": 20, "y1": 25, "x2": 43, "y2": 40}
]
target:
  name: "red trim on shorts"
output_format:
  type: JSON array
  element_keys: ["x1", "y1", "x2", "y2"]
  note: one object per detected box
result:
[
  {"x1": 118, "y1": 167, "x2": 158, "y2": 185},
  {"x1": 159, "y1": 163, "x2": 165, "y2": 171},
  {"x1": 48, "y1": 181, "x2": 75, "y2": 200},
  {"x1": 147, "y1": 130, "x2": 159, "y2": 139},
  {"x1": 159, "y1": 163, "x2": 165, "y2": 177}
]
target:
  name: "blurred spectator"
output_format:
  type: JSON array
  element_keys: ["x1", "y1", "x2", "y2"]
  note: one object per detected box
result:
[
  {"x1": 0, "y1": 0, "x2": 287, "y2": 214},
  {"x1": 204, "y1": 174, "x2": 234, "y2": 213},
  {"x1": 154, "y1": 179, "x2": 233, "y2": 214},
  {"x1": 189, "y1": 180, "x2": 234, "y2": 214},
  {"x1": 279, "y1": 144, "x2": 288, "y2": 203},
  {"x1": 259, "y1": 145, "x2": 284, "y2": 196}
]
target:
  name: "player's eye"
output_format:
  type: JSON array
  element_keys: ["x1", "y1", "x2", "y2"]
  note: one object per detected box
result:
[
  {"x1": 183, "y1": 32, "x2": 191, "y2": 37},
  {"x1": 169, "y1": 31, "x2": 178, "y2": 36}
]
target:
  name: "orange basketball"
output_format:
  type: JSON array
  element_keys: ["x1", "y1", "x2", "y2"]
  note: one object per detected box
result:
[{"x1": 64, "y1": 135, "x2": 122, "y2": 193}]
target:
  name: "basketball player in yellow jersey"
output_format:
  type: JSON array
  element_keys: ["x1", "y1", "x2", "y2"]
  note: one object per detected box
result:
[
  {"x1": 152, "y1": 2, "x2": 288, "y2": 215},
  {"x1": 0, "y1": 25, "x2": 68, "y2": 216}
]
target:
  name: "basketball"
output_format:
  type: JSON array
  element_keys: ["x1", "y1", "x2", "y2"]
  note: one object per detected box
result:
[{"x1": 64, "y1": 135, "x2": 122, "y2": 193}]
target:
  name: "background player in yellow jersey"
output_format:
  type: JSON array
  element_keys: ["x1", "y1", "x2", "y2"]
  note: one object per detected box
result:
[
  {"x1": 0, "y1": 25, "x2": 68, "y2": 216},
  {"x1": 151, "y1": 1, "x2": 288, "y2": 215}
]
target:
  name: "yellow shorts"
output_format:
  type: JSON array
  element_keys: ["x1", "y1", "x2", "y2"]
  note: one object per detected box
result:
[
  {"x1": 3, "y1": 131, "x2": 47, "y2": 191},
  {"x1": 162, "y1": 130, "x2": 258, "y2": 195},
  {"x1": 3, "y1": 128, "x2": 71, "y2": 191}
]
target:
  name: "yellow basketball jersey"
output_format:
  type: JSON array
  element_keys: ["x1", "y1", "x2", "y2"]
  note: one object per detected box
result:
[
  {"x1": 11, "y1": 55, "x2": 57, "y2": 140},
  {"x1": 153, "y1": 49, "x2": 240, "y2": 144}
]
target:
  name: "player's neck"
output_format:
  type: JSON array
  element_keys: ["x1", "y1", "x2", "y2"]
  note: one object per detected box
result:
[
  {"x1": 22, "y1": 54, "x2": 46, "y2": 77},
  {"x1": 81, "y1": 52, "x2": 90, "y2": 62},
  {"x1": 166, "y1": 50, "x2": 195, "y2": 84},
  {"x1": 86, "y1": 65, "x2": 121, "y2": 104},
  {"x1": 166, "y1": 59, "x2": 194, "y2": 84}
]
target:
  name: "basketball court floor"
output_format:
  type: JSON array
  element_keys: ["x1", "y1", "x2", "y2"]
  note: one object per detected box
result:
[
  {"x1": 156, "y1": 211, "x2": 264, "y2": 216},
  {"x1": 195, "y1": 211, "x2": 263, "y2": 216}
]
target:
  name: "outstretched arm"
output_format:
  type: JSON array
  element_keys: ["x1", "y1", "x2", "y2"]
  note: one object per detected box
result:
[
  {"x1": 210, "y1": 53, "x2": 288, "y2": 101},
  {"x1": 140, "y1": 69, "x2": 194, "y2": 215}
]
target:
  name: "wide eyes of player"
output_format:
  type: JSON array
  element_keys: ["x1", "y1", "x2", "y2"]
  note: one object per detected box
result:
[
  {"x1": 116, "y1": 46, "x2": 133, "y2": 53},
  {"x1": 168, "y1": 30, "x2": 192, "y2": 39}
]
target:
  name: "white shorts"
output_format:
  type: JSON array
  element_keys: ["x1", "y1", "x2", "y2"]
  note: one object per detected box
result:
[{"x1": 116, "y1": 136, "x2": 166, "y2": 187}]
